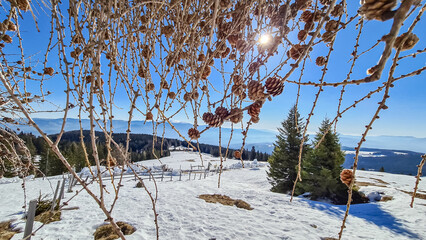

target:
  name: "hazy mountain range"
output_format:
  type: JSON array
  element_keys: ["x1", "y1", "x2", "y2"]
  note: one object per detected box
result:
[
  {"x1": 10, "y1": 118, "x2": 425, "y2": 176},
  {"x1": 13, "y1": 118, "x2": 426, "y2": 153}
]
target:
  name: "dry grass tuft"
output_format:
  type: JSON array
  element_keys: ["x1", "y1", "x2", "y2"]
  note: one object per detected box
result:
[
  {"x1": 380, "y1": 196, "x2": 393, "y2": 202},
  {"x1": 401, "y1": 190, "x2": 426, "y2": 200},
  {"x1": 234, "y1": 199, "x2": 254, "y2": 210},
  {"x1": 355, "y1": 181, "x2": 387, "y2": 188},
  {"x1": 370, "y1": 178, "x2": 389, "y2": 185},
  {"x1": 198, "y1": 194, "x2": 253, "y2": 210},
  {"x1": 94, "y1": 221, "x2": 136, "y2": 240},
  {"x1": 34, "y1": 210, "x2": 61, "y2": 224},
  {"x1": 0, "y1": 220, "x2": 21, "y2": 240}
]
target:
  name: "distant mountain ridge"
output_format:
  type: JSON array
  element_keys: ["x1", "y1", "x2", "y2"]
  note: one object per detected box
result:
[
  {"x1": 13, "y1": 118, "x2": 426, "y2": 153},
  {"x1": 12, "y1": 118, "x2": 425, "y2": 176}
]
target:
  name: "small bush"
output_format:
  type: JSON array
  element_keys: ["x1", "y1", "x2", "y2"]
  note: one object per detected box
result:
[
  {"x1": 34, "y1": 210, "x2": 61, "y2": 224},
  {"x1": 35, "y1": 194, "x2": 59, "y2": 217},
  {"x1": 135, "y1": 181, "x2": 143, "y2": 188},
  {"x1": 0, "y1": 220, "x2": 21, "y2": 240},
  {"x1": 94, "y1": 221, "x2": 136, "y2": 240}
]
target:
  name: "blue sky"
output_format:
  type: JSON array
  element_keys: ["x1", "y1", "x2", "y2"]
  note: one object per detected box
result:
[{"x1": 4, "y1": 1, "x2": 426, "y2": 139}]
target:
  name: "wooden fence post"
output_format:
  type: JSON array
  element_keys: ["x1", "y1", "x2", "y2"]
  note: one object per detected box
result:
[
  {"x1": 74, "y1": 172, "x2": 83, "y2": 186},
  {"x1": 67, "y1": 175, "x2": 74, "y2": 192},
  {"x1": 188, "y1": 171, "x2": 191, "y2": 180},
  {"x1": 161, "y1": 171, "x2": 164, "y2": 182},
  {"x1": 24, "y1": 199, "x2": 37, "y2": 240},
  {"x1": 51, "y1": 180, "x2": 60, "y2": 212},
  {"x1": 59, "y1": 178, "x2": 66, "y2": 201}
]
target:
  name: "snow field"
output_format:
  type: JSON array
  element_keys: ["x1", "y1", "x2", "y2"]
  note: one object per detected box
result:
[{"x1": 0, "y1": 151, "x2": 425, "y2": 240}]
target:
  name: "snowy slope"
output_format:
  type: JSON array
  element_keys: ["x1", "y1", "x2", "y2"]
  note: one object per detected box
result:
[{"x1": 1, "y1": 151, "x2": 425, "y2": 240}]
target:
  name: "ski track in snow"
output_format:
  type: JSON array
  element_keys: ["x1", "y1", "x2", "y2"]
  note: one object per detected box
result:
[{"x1": 1, "y1": 151, "x2": 425, "y2": 240}]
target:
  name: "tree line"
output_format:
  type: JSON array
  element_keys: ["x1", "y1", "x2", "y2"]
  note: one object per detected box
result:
[{"x1": 10, "y1": 130, "x2": 269, "y2": 177}]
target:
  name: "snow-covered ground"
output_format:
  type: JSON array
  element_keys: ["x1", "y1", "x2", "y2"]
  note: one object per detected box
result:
[{"x1": 1, "y1": 151, "x2": 425, "y2": 240}]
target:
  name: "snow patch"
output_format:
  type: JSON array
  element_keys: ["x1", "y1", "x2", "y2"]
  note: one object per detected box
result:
[
  {"x1": 393, "y1": 151, "x2": 408, "y2": 155},
  {"x1": 344, "y1": 150, "x2": 386, "y2": 157}
]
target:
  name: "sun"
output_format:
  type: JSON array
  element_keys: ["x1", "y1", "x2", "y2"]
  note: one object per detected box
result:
[{"x1": 258, "y1": 34, "x2": 272, "y2": 45}]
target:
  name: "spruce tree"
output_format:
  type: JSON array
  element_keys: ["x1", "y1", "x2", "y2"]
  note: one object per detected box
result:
[
  {"x1": 300, "y1": 119, "x2": 367, "y2": 204},
  {"x1": 267, "y1": 105, "x2": 310, "y2": 194}
]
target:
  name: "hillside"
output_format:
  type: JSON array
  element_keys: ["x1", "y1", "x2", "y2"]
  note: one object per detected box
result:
[
  {"x1": 1, "y1": 151, "x2": 425, "y2": 239},
  {"x1": 342, "y1": 147, "x2": 424, "y2": 176}
]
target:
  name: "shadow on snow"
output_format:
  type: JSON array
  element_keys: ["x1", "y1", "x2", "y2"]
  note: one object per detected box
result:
[{"x1": 304, "y1": 199, "x2": 419, "y2": 239}]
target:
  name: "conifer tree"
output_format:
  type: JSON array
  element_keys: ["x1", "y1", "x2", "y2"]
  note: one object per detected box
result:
[
  {"x1": 300, "y1": 119, "x2": 367, "y2": 204},
  {"x1": 267, "y1": 105, "x2": 310, "y2": 194}
]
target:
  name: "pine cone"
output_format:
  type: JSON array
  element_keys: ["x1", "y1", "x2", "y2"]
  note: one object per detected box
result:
[
  {"x1": 146, "y1": 111, "x2": 153, "y2": 120},
  {"x1": 160, "y1": 81, "x2": 169, "y2": 89},
  {"x1": 322, "y1": 31, "x2": 336, "y2": 43},
  {"x1": 215, "y1": 107, "x2": 229, "y2": 120},
  {"x1": 249, "y1": 62, "x2": 261, "y2": 74},
  {"x1": 340, "y1": 169, "x2": 353, "y2": 186},
  {"x1": 17, "y1": 0, "x2": 30, "y2": 11},
  {"x1": 359, "y1": 0, "x2": 397, "y2": 21},
  {"x1": 394, "y1": 32, "x2": 419, "y2": 51},
  {"x1": 320, "y1": 0, "x2": 331, "y2": 5},
  {"x1": 208, "y1": 59, "x2": 214, "y2": 66},
  {"x1": 227, "y1": 35, "x2": 239, "y2": 46},
  {"x1": 167, "y1": 91, "x2": 176, "y2": 99},
  {"x1": 192, "y1": 91, "x2": 199, "y2": 100},
  {"x1": 43, "y1": 67, "x2": 54, "y2": 76},
  {"x1": 161, "y1": 25, "x2": 174, "y2": 38},
  {"x1": 4, "y1": 20, "x2": 16, "y2": 32},
  {"x1": 304, "y1": 21, "x2": 315, "y2": 31},
  {"x1": 2, "y1": 35, "x2": 12, "y2": 44},
  {"x1": 234, "y1": 150, "x2": 242, "y2": 159},
  {"x1": 331, "y1": 5, "x2": 344, "y2": 17},
  {"x1": 295, "y1": 0, "x2": 312, "y2": 10},
  {"x1": 184, "y1": 92, "x2": 192, "y2": 102},
  {"x1": 233, "y1": 75, "x2": 243, "y2": 85},
  {"x1": 247, "y1": 81, "x2": 265, "y2": 101},
  {"x1": 232, "y1": 84, "x2": 245, "y2": 97},
  {"x1": 198, "y1": 53, "x2": 206, "y2": 62},
  {"x1": 325, "y1": 20, "x2": 339, "y2": 32},
  {"x1": 229, "y1": 108, "x2": 243, "y2": 123},
  {"x1": 265, "y1": 77, "x2": 284, "y2": 96},
  {"x1": 146, "y1": 83, "x2": 155, "y2": 91},
  {"x1": 287, "y1": 44, "x2": 305, "y2": 60},
  {"x1": 316, "y1": 56, "x2": 326, "y2": 66},
  {"x1": 298, "y1": 30, "x2": 308, "y2": 41},
  {"x1": 248, "y1": 101, "x2": 262, "y2": 118},
  {"x1": 201, "y1": 66, "x2": 211, "y2": 79},
  {"x1": 221, "y1": 47, "x2": 231, "y2": 58},
  {"x1": 300, "y1": 11, "x2": 313, "y2": 23},
  {"x1": 202, "y1": 112, "x2": 223, "y2": 127},
  {"x1": 251, "y1": 116, "x2": 260, "y2": 123},
  {"x1": 188, "y1": 128, "x2": 201, "y2": 140},
  {"x1": 236, "y1": 39, "x2": 249, "y2": 53}
]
